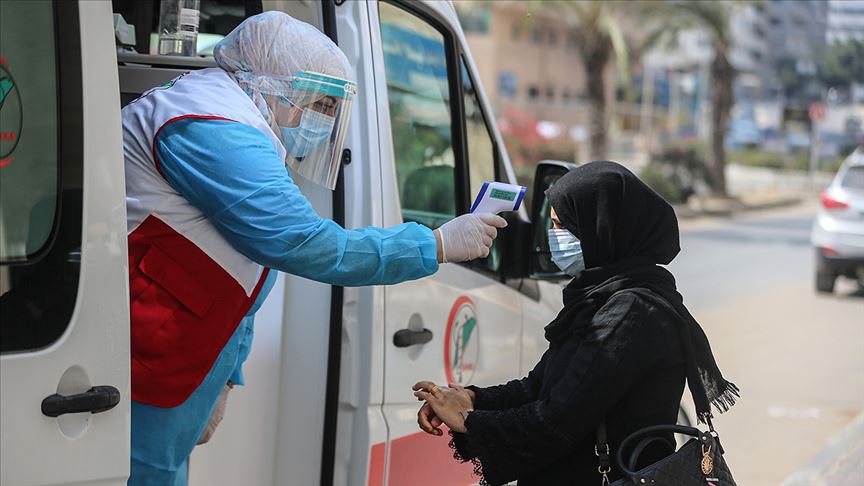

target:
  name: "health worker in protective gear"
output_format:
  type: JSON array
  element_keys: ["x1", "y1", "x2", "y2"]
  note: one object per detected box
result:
[{"x1": 122, "y1": 11, "x2": 507, "y2": 486}]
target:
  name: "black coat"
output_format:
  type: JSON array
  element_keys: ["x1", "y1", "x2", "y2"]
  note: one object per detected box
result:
[
  {"x1": 450, "y1": 162, "x2": 737, "y2": 486},
  {"x1": 451, "y1": 289, "x2": 686, "y2": 486}
]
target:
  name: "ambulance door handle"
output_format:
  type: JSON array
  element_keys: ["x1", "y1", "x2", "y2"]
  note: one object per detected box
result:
[
  {"x1": 41, "y1": 385, "x2": 121, "y2": 417},
  {"x1": 393, "y1": 328, "x2": 434, "y2": 347}
]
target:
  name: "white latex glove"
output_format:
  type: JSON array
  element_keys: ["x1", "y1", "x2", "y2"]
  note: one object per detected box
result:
[
  {"x1": 197, "y1": 383, "x2": 231, "y2": 445},
  {"x1": 435, "y1": 213, "x2": 507, "y2": 263}
]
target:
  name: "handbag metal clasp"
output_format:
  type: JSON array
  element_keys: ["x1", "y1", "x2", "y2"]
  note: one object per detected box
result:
[{"x1": 597, "y1": 465, "x2": 611, "y2": 485}]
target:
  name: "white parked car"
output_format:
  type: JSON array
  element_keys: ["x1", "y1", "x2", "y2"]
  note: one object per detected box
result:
[{"x1": 811, "y1": 146, "x2": 864, "y2": 293}]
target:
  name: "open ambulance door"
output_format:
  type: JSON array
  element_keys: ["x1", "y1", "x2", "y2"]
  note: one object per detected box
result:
[{"x1": 1, "y1": 1, "x2": 130, "y2": 485}]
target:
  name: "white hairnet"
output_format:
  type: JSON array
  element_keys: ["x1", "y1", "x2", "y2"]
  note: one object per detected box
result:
[{"x1": 214, "y1": 11, "x2": 352, "y2": 124}]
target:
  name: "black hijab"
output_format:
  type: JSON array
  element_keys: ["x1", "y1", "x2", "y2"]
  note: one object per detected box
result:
[{"x1": 545, "y1": 161, "x2": 738, "y2": 420}]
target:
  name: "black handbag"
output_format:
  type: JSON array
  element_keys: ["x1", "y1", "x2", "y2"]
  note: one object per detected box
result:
[{"x1": 595, "y1": 418, "x2": 736, "y2": 486}]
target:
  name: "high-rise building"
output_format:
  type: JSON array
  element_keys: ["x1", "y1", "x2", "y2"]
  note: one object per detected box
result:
[
  {"x1": 826, "y1": 0, "x2": 864, "y2": 44},
  {"x1": 759, "y1": 0, "x2": 828, "y2": 98},
  {"x1": 644, "y1": 0, "x2": 829, "y2": 100},
  {"x1": 763, "y1": 0, "x2": 828, "y2": 61},
  {"x1": 456, "y1": 1, "x2": 593, "y2": 129}
]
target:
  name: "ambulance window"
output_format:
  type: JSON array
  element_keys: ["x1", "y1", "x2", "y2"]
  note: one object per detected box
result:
[
  {"x1": 0, "y1": 1, "x2": 83, "y2": 353},
  {"x1": 462, "y1": 59, "x2": 498, "y2": 202},
  {"x1": 461, "y1": 58, "x2": 503, "y2": 273},
  {"x1": 379, "y1": 2, "x2": 456, "y2": 229}
]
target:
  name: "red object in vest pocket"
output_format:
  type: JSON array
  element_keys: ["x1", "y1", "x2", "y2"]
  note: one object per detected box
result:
[{"x1": 128, "y1": 215, "x2": 268, "y2": 408}]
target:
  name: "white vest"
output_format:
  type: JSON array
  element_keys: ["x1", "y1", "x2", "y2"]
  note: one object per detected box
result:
[
  {"x1": 123, "y1": 68, "x2": 283, "y2": 296},
  {"x1": 121, "y1": 68, "x2": 283, "y2": 407}
]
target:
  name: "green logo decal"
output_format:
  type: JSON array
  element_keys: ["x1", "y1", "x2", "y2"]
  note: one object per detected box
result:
[
  {"x1": 0, "y1": 78, "x2": 13, "y2": 105},
  {"x1": 445, "y1": 296, "x2": 479, "y2": 385},
  {"x1": 452, "y1": 317, "x2": 477, "y2": 368},
  {"x1": 1, "y1": 56, "x2": 23, "y2": 167}
]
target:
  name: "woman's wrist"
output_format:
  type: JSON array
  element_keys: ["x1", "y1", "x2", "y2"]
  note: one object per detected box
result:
[
  {"x1": 454, "y1": 404, "x2": 475, "y2": 433},
  {"x1": 465, "y1": 388, "x2": 476, "y2": 406},
  {"x1": 433, "y1": 229, "x2": 444, "y2": 263},
  {"x1": 453, "y1": 412, "x2": 470, "y2": 434}
]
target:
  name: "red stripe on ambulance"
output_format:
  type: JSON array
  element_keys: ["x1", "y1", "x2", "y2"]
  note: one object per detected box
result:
[{"x1": 368, "y1": 430, "x2": 479, "y2": 486}]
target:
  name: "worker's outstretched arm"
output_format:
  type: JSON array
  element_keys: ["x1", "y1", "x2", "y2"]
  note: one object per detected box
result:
[{"x1": 155, "y1": 118, "x2": 438, "y2": 286}]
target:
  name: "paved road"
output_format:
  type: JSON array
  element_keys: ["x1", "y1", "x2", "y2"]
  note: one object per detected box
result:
[{"x1": 669, "y1": 201, "x2": 864, "y2": 485}]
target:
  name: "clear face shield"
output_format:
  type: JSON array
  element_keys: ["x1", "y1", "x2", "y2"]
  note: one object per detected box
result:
[{"x1": 269, "y1": 71, "x2": 356, "y2": 190}]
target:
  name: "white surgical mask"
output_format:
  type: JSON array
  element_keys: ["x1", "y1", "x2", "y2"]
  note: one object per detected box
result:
[{"x1": 548, "y1": 228, "x2": 585, "y2": 277}]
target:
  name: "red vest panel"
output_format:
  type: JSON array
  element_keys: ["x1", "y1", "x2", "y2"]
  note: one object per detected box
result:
[{"x1": 128, "y1": 215, "x2": 269, "y2": 408}]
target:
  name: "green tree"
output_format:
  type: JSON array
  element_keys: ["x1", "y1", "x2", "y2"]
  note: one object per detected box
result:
[
  {"x1": 819, "y1": 39, "x2": 864, "y2": 92},
  {"x1": 546, "y1": 1, "x2": 632, "y2": 160},
  {"x1": 776, "y1": 57, "x2": 820, "y2": 102},
  {"x1": 646, "y1": 1, "x2": 738, "y2": 196}
]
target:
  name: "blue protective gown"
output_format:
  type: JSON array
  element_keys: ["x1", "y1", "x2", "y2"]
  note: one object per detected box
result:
[{"x1": 129, "y1": 119, "x2": 438, "y2": 485}]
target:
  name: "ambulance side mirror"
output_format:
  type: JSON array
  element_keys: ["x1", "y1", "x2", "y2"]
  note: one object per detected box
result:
[
  {"x1": 497, "y1": 161, "x2": 579, "y2": 282},
  {"x1": 527, "y1": 161, "x2": 578, "y2": 281},
  {"x1": 497, "y1": 211, "x2": 530, "y2": 280}
]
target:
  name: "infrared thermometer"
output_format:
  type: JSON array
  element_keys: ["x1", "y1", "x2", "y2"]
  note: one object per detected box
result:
[{"x1": 470, "y1": 181, "x2": 527, "y2": 214}]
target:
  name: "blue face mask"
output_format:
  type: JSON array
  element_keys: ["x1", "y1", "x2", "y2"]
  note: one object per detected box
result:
[
  {"x1": 279, "y1": 108, "x2": 335, "y2": 158},
  {"x1": 547, "y1": 228, "x2": 585, "y2": 277}
]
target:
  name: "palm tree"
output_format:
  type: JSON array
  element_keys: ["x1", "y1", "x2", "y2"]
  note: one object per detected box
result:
[
  {"x1": 548, "y1": 1, "x2": 632, "y2": 160},
  {"x1": 647, "y1": 1, "x2": 737, "y2": 196}
]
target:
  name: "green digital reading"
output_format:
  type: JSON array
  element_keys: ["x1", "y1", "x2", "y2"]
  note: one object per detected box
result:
[{"x1": 490, "y1": 188, "x2": 516, "y2": 201}]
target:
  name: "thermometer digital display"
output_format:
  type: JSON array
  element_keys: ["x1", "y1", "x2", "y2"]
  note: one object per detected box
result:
[{"x1": 470, "y1": 181, "x2": 527, "y2": 214}]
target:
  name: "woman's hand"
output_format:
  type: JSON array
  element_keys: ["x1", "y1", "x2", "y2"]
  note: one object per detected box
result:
[
  {"x1": 413, "y1": 381, "x2": 475, "y2": 434},
  {"x1": 417, "y1": 402, "x2": 444, "y2": 436}
]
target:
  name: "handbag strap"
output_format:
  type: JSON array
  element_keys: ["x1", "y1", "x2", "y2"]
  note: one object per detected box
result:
[
  {"x1": 702, "y1": 413, "x2": 725, "y2": 454},
  {"x1": 626, "y1": 435, "x2": 677, "y2": 471},
  {"x1": 616, "y1": 424, "x2": 708, "y2": 480},
  {"x1": 596, "y1": 421, "x2": 705, "y2": 482},
  {"x1": 595, "y1": 420, "x2": 611, "y2": 485}
]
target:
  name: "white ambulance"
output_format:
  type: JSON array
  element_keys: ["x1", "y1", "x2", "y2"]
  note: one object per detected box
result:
[{"x1": 0, "y1": 1, "x2": 688, "y2": 485}]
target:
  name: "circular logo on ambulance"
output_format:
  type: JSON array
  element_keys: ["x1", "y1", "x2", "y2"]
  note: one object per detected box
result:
[
  {"x1": 444, "y1": 296, "x2": 479, "y2": 385},
  {"x1": 0, "y1": 55, "x2": 23, "y2": 168}
]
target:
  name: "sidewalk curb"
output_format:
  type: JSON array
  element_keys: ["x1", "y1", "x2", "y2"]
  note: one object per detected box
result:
[
  {"x1": 674, "y1": 195, "x2": 803, "y2": 219},
  {"x1": 738, "y1": 195, "x2": 804, "y2": 212},
  {"x1": 781, "y1": 411, "x2": 864, "y2": 486}
]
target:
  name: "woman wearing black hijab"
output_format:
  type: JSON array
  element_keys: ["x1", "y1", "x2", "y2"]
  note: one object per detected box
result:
[{"x1": 412, "y1": 161, "x2": 738, "y2": 486}]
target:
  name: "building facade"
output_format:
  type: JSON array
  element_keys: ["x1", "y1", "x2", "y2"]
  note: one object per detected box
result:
[
  {"x1": 826, "y1": 0, "x2": 864, "y2": 44},
  {"x1": 458, "y1": 2, "x2": 595, "y2": 124}
]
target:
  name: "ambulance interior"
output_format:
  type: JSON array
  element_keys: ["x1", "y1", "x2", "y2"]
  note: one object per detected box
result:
[{"x1": 113, "y1": 1, "x2": 322, "y2": 107}]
